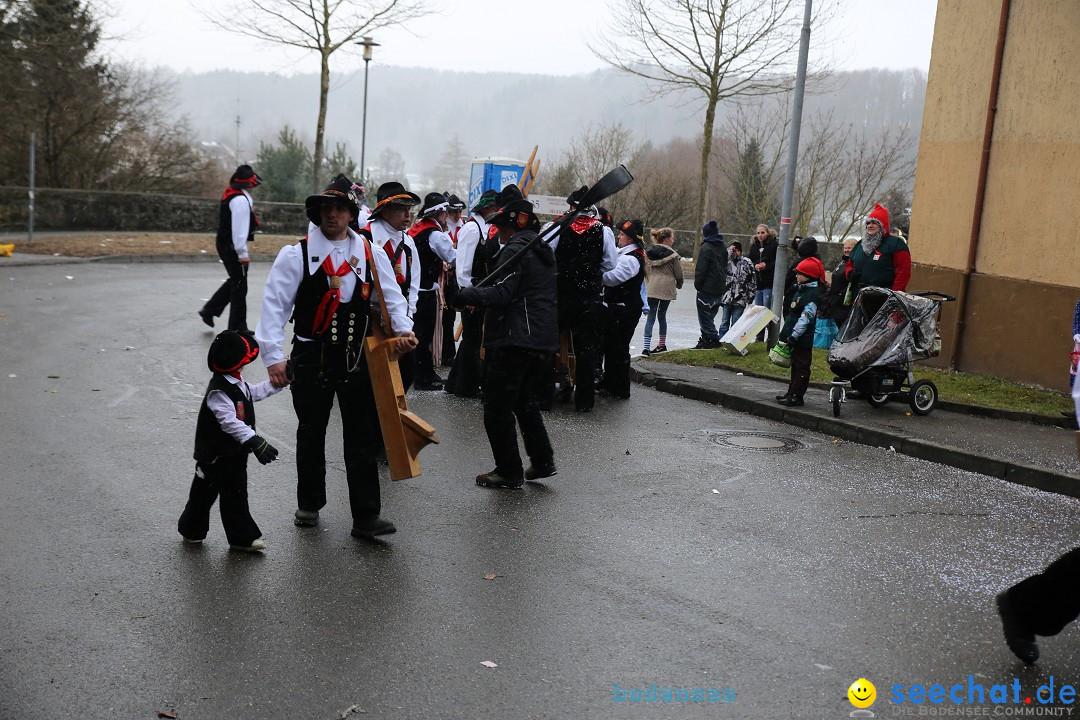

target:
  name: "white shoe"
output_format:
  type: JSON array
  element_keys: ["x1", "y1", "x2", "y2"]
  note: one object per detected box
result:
[{"x1": 230, "y1": 537, "x2": 266, "y2": 553}]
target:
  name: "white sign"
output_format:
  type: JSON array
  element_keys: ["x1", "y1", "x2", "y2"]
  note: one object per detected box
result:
[{"x1": 528, "y1": 194, "x2": 569, "y2": 217}]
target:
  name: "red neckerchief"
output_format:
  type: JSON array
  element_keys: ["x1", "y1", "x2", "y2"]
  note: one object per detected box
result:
[
  {"x1": 570, "y1": 215, "x2": 598, "y2": 234},
  {"x1": 383, "y1": 239, "x2": 406, "y2": 286},
  {"x1": 311, "y1": 255, "x2": 353, "y2": 337},
  {"x1": 407, "y1": 218, "x2": 439, "y2": 238}
]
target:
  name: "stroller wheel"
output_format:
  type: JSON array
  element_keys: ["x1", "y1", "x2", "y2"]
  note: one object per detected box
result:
[
  {"x1": 867, "y1": 393, "x2": 891, "y2": 408},
  {"x1": 909, "y1": 380, "x2": 938, "y2": 415},
  {"x1": 829, "y1": 386, "x2": 843, "y2": 417}
]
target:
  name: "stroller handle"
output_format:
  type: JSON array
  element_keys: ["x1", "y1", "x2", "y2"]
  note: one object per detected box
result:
[{"x1": 911, "y1": 291, "x2": 956, "y2": 302}]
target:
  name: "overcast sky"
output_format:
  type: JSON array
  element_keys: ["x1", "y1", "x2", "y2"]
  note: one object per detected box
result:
[{"x1": 100, "y1": 0, "x2": 938, "y2": 77}]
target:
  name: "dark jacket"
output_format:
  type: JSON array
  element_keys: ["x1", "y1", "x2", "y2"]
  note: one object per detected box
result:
[
  {"x1": 454, "y1": 231, "x2": 559, "y2": 353},
  {"x1": 846, "y1": 234, "x2": 912, "y2": 294},
  {"x1": 750, "y1": 237, "x2": 779, "y2": 289},
  {"x1": 817, "y1": 254, "x2": 852, "y2": 324},
  {"x1": 694, "y1": 234, "x2": 728, "y2": 296},
  {"x1": 779, "y1": 281, "x2": 820, "y2": 350}
]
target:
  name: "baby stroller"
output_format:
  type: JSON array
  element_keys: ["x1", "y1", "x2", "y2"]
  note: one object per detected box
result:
[{"x1": 827, "y1": 288, "x2": 954, "y2": 417}]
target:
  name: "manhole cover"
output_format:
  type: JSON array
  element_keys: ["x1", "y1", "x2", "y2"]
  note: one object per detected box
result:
[{"x1": 707, "y1": 431, "x2": 804, "y2": 454}]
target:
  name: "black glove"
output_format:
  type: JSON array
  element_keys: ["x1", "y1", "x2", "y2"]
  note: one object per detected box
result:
[
  {"x1": 243, "y1": 434, "x2": 278, "y2": 464},
  {"x1": 285, "y1": 359, "x2": 294, "y2": 382}
]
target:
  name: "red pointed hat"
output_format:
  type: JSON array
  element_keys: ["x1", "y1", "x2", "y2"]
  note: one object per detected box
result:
[
  {"x1": 795, "y1": 257, "x2": 825, "y2": 281},
  {"x1": 865, "y1": 203, "x2": 890, "y2": 236}
]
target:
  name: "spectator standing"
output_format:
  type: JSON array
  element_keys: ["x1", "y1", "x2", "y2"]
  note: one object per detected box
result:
[
  {"x1": 749, "y1": 224, "x2": 779, "y2": 310},
  {"x1": 845, "y1": 203, "x2": 911, "y2": 295},
  {"x1": 642, "y1": 227, "x2": 682, "y2": 355},
  {"x1": 692, "y1": 221, "x2": 729, "y2": 349},
  {"x1": 718, "y1": 240, "x2": 757, "y2": 337}
]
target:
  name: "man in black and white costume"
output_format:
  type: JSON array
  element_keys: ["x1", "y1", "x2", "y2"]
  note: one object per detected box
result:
[
  {"x1": 200, "y1": 164, "x2": 263, "y2": 331},
  {"x1": 362, "y1": 181, "x2": 421, "y2": 392},
  {"x1": 406, "y1": 192, "x2": 457, "y2": 390},
  {"x1": 255, "y1": 175, "x2": 417, "y2": 540},
  {"x1": 444, "y1": 189, "x2": 499, "y2": 398},
  {"x1": 547, "y1": 187, "x2": 618, "y2": 412}
]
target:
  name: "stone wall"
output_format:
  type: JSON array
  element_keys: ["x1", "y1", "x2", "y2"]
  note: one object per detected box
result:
[{"x1": 0, "y1": 186, "x2": 304, "y2": 235}]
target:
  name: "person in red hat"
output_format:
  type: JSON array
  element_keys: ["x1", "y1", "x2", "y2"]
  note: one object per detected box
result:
[
  {"x1": 845, "y1": 202, "x2": 911, "y2": 297},
  {"x1": 199, "y1": 164, "x2": 263, "y2": 331},
  {"x1": 774, "y1": 257, "x2": 825, "y2": 406}
]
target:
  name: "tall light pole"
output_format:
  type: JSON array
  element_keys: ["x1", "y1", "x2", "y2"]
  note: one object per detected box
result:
[{"x1": 355, "y1": 35, "x2": 380, "y2": 185}]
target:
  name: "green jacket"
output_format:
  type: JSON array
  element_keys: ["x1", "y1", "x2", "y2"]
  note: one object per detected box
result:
[{"x1": 849, "y1": 235, "x2": 911, "y2": 292}]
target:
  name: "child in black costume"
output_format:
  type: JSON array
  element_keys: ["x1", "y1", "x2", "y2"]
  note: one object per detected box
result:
[{"x1": 178, "y1": 330, "x2": 282, "y2": 551}]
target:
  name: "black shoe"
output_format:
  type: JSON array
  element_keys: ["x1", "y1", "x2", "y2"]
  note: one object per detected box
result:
[
  {"x1": 198, "y1": 310, "x2": 214, "y2": 328},
  {"x1": 701, "y1": 338, "x2": 722, "y2": 349},
  {"x1": 476, "y1": 470, "x2": 524, "y2": 489},
  {"x1": 294, "y1": 509, "x2": 319, "y2": 527},
  {"x1": 641, "y1": 348, "x2": 651, "y2": 356},
  {"x1": 575, "y1": 405, "x2": 593, "y2": 413},
  {"x1": 652, "y1": 344, "x2": 668, "y2": 353},
  {"x1": 777, "y1": 395, "x2": 804, "y2": 406},
  {"x1": 414, "y1": 380, "x2": 445, "y2": 391},
  {"x1": 351, "y1": 516, "x2": 397, "y2": 539},
  {"x1": 996, "y1": 591, "x2": 1039, "y2": 665},
  {"x1": 775, "y1": 393, "x2": 789, "y2": 402},
  {"x1": 525, "y1": 461, "x2": 558, "y2": 481}
]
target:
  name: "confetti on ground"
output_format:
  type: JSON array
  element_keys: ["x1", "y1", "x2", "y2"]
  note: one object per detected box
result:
[
  {"x1": 483, "y1": 573, "x2": 497, "y2": 581},
  {"x1": 480, "y1": 661, "x2": 498, "y2": 669}
]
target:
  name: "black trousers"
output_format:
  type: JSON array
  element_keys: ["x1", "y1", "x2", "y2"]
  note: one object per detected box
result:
[
  {"x1": 441, "y1": 306, "x2": 457, "y2": 365},
  {"x1": 445, "y1": 307, "x2": 484, "y2": 397},
  {"x1": 177, "y1": 454, "x2": 261, "y2": 545},
  {"x1": 483, "y1": 346, "x2": 555, "y2": 478},
  {"x1": 787, "y1": 344, "x2": 813, "y2": 398},
  {"x1": 290, "y1": 341, "x2": 381, "y2": 521},
  {"x1": 413, "y1": 291, "x2": 440, "y2": 385},
  {"x1": 558, "y1": 299, "x2": 598, "y2": 411},
  {"x1": 1005, "y1": 546, "x2": 1080, "y2": 637},
  {"x1": 599, "y1": 303, "x2": 642, "y2": 398},
  {"x1": 203, "y1": 240, "x2": 248, "y2": 331}
]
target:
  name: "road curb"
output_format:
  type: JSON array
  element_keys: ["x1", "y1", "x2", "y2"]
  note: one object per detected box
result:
[
  {"x1": 631, "y1": 364, "x2": 1080, "y2": 500},
  {"x1": 708, "y1": 361, "x2": 1073, "y2": 429}
]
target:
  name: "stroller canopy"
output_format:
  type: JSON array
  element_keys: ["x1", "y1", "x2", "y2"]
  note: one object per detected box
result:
[{"x1": 828, "y1": 287, "x2": 940, "y2": 377}]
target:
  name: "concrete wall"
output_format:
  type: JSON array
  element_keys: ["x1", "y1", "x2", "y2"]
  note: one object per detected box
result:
[
  {"x1": 0, "y1": 186, "x2": 305, "y2": 236},
  {"x1": 908, "y1": 0, "x2": 1080, "y2": 389}
]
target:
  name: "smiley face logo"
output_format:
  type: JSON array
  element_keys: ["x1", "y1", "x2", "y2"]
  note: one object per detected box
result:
[{"x1": 848, "y1": 678, "x2": 876, "y2": 709}]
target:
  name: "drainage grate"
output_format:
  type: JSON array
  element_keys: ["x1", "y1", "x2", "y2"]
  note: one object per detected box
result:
[{"x1": 707, "y1": 430, "x2": 804, "y2": 454}]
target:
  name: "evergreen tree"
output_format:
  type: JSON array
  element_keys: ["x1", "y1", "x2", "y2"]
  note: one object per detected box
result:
[
  {"x1": 255, "y1": 126, "x2": 313, "y2": 203},
  {"x1": 732, "y1": 138, "x2": 779, "y2": 233}
]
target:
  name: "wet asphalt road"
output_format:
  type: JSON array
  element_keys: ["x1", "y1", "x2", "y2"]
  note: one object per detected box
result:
[{"x1": 2, "y1": 262, "x2": 1080, "y2": 720}]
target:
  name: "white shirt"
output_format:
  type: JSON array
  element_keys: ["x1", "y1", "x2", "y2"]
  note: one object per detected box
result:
[
  {"x1": 229, "y1": 191, "x2": 253, "y2": 259},
  {"x1": 603, "y1": 244, "x2": 643, "y2": 287},
  {"x1": 207, "y1": 375, "x2": 282, "y2": 444},
  {"x1": 255, "y1": 225, "x2": 413, "y2": 368},
  {"x1": 455, "y1": 215, "x2": 489, "y2": 288},
  {"x1": 447, "y1": 216, "x2": 465, "y2": 245},
  {"x1": 369, "y1": 218, "x2": 420, "y2": 318},
  {"x1": 417, "y1": 226, "x2": 457, "y2": 292}
]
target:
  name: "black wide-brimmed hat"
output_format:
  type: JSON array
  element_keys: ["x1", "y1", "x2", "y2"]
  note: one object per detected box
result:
[
  {"x1": 229, "y1": 164, "x2": 263, "y2": 189},
  {"x1": 207, "y1": 330, "x2": 260, "y2": 374},
  {"x1": 489, "y1": 198, "x2": 538, "y2": 230},
  {"x1": 471, "y1": 189, "x2": 497, "y2": 213},
  {"x1": 495, "y1": 184, "x2": 524, "y2": 208},
  {"x1": 305, "y1": 174, "x2": 361, "y2": 225},
  {"x1": 447, "y1": 194, "x2": 465, "y2": 211},
  {"x1": 369, "y1": 181, "x2": 422, "y2": 219},
  {"x1": 419, "y1": 191, "x2": 450, "y2": 217},
  {"x1": 566, "y1": 185, "x2": 589, "y2": 208}
]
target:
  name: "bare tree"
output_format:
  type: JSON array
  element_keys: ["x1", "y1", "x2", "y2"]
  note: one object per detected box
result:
[
  {"x1": 199, "y1": 0, "x2": 429, "y2": 192},
  {"x1": 592, "y1": 0, "x2": 829, "y2": 259}
]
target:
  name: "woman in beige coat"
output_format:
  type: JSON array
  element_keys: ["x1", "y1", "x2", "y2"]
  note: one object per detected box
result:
[{"x1": 642, "y1": 227, "x2": 683, "y2": 354}]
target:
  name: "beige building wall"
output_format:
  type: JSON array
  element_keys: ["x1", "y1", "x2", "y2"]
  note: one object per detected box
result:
[{"x1": 908, "y1": 0, "x2": 1080, "y2": 389}]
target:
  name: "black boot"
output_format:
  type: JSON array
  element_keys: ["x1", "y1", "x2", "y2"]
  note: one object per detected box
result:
[
  {"x1": 995, "y1": 591, "x2": 1039, "y2": 665},
  {"x1": 351, "y1": 515, "x2": 397, "y2": 539},
  {"x1": 476, "y1": 470, "x2": 524, "y2": 489},
  {"x1": 525, "y1": 460, "x2": 558, "y2": 481},
  {"x1": 777, "y1": 395, "x2": 804, "y2": 407}
]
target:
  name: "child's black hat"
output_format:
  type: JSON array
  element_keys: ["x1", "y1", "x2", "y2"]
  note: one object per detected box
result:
[{"x1": 208, "y1": 330, "x2": 260, "y2": 374}]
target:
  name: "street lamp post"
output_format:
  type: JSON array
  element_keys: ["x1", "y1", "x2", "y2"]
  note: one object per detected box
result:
[{"x1": 356, "y1": 36, "x2": 380, "y2": 185}]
